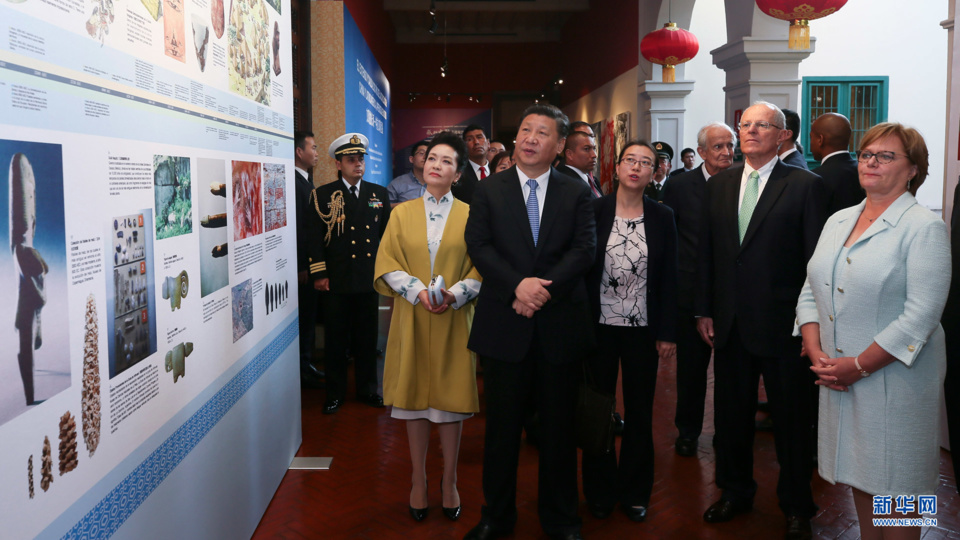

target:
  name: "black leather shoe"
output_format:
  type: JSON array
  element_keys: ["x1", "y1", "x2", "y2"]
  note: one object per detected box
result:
[
  {"x1": 322, "y1": 399, "x2": 343, "y2": 414},
  {"x1": 358, "y1": 394, "x2": 385, "y2": 408},
  {"x1": 675, "y1": 437, "x2": 697, "y2": 457},
  {"x1": 613, "y1": 412, "x2": 625, "y2": 436},
  {"x1": 703, "y1": 498, "x2": 752, "y2": 523},
  {"x1": 784, "y1": 515, "x2": 812, "y2": 539},
  {"x1": 442, "y1": 505, "x2": 461, "y2": 521},
  {"x1": 463, "y1": 521, "x2": 510, "y2": 540},
  {"x1": 587, "y1": 502, "x2": 613, "y2": 519},
  {"x1": 622, "y1": 504, "x2": 647, "y2": 522},
  {"x1": 409, "y1": 506, "x2": 428, "y2": 522},
  {"x1": 549, "y1": 532, "x2": 584, "y2": 540},
  {"x1": 300, "y1": 368, "x2": 325, "y2": 389}
]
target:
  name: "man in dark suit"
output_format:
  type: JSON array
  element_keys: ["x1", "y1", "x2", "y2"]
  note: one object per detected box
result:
[
  {"x1": 558, "y1": 131, "x2": 602, "y2": 197},
  {"x1": 809, "y1": 113, "x2": 864, "y2": 215},
  {"x1": 294, "y1": 131, "x2": 324, "y2": 389},
  {"x1": 661, "y1": 122, "x2": 736, "y2": 457},
  {"x1": 305, "y1": 132, "x2": 391, "y2": 414},
  {"x1": 943, "y1": 182, "x2": 960, "y2": 494},
  {"x1": 669, "y1": 147, "x2": 697, "y2": 177},
  {"x1": 464, "y1": 104, "x2": 596, "y2": 540},
  {"x1": 452, "y1": 124, "x2": 491, "y2": 204},
  {"x1": 696, "y1": 102, "x2": 827, "y2": 539},
  {"x1": 778, "y1": 109, "x2": 808, "y2": 169}
]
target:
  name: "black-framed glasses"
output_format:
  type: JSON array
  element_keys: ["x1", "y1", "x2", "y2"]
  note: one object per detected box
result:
[
  {"x1": 737, "y1": 121, "x2": 782, "y2": 131},
  {"x1": 856, "y1": 151, "x2": 903, "y2": 165},
  {"x1": 620, "y1": 157, "x2": 655, "y2": 169}
]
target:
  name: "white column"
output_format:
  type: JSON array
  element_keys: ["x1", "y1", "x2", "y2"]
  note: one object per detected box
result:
[
  {"x1": 711, "y1": 38, "x2": 813, "y2": 128},
  {"x1": 638, "y1": 80, "x2": 695, "y2": 170}
]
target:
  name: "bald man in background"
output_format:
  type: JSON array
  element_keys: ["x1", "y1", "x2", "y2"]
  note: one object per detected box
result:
[{"x1": 809, "y1": 113, "x2": 864, "y2": 215}]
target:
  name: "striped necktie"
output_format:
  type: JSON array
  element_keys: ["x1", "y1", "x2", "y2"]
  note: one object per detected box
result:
[{"x1": 526, "y1": 179, "x2": 540, "y2": 246}]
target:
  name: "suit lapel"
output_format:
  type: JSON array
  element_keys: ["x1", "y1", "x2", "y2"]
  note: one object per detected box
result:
[
  {"x1": 721, "y1": 167, "x2": 742, "y2": 247},
  {"x1": 740, "y1": 162, "x2": 788, "y2": 251},
  {"x1": 536, "y1": 169, "x2": 565, "y2": 252}
]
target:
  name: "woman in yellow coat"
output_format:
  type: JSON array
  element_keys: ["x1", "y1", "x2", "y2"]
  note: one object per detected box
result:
[{"x1": 374, "y1": 131, "x2": 481, "y2": 523}]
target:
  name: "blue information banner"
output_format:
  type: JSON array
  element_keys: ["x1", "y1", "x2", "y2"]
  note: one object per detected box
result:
[{"x1": 343, "y1": 5, "x2": 391, "y2": 186}]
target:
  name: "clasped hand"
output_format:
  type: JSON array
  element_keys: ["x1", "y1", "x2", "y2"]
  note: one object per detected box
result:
[
  {"x1": 418, "y1": 288, "x2": 455, "y2": 314},
  {"x1": 807, "y1": 350, "x2": 858, "y2": 391},
  {"x1": 512, "y1": 277, "x2": 553, "y2": 318}
]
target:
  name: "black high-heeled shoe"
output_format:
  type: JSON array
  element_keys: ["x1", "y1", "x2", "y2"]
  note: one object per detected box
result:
[
  {"x1": 440, "y1": 484, "x2": 461, "y2": 521},
  {"x1": 409, "y1": 505, "x2": 428, "y2": 522},
  {"x1": 410, "y1": 481, "x2": 428, "y2": 522}
]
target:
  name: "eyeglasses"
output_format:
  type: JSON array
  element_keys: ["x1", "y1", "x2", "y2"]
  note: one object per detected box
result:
[
  {"x1": 414, "y1": 149, "x2": 427, "y2": 156},
  {"x1": 620, "y1": 157, "x2": 655, "y2": 169},
  {"x1": 856, "y1": 151, "x2": 903, "y2": 165},
  {"x1": 737, "y1": 121, "x2": 782, "y2": 131}
]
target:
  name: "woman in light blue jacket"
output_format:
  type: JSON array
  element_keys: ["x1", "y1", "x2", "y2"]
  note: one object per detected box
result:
[{"x1": 796, "y1": 123, "x2": 950, "y2": 540}]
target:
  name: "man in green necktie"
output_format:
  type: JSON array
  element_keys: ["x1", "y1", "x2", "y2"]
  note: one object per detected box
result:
[{"x1": 694, "y1": 102, "x2": 827, "y2": 540}]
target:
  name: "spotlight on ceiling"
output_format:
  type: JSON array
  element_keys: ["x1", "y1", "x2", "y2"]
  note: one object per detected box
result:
[
  {"x1": 429, "y1": 16, "x2": 438, "y2": 34},
  {"x1": 429, "y1": 0, "x2": 436, "y2": 16}
]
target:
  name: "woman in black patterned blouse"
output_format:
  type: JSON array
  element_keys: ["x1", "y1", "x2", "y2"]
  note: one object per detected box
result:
[{"x1": 582, "y1": 139, "x2": 678, "y2": 523}]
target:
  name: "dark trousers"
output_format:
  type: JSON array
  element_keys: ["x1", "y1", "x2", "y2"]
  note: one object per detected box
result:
[
  {"x1": 321, "y1": 291, "x2": 379, "y2": 402},
  {"x1": 713, "y1": 324, "x2": 816, "y2": 518},
  {"x1": 480, "y1": 344, "x2": 581, "y2": 536},
  {"x1": 945, "y1": 325, "x2": 960, "y2": 494},
  {"x1": 674, "y1": 308, "x2": 713, "y2": 440},
  {"x1": 582, "y1": 324, "x2": 659, "y2": 508},
  {"x1": 297, "y1": 282, "x2": 317, "y2": 369}
]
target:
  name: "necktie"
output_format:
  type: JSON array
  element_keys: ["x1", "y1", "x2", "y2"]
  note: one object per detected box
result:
[
  {"x1": 526, "y1": 179, "x2": 540, "y2": 246},
  {"x1": 655, "y1": 182, "x2": 662, "y2": 192},
  {"x1": 479, "y1": 166, "x2": 487, "y2": 180},
  {"x1": 587, "y1": 173, "x2": 601, "y2": 197},
  {"x1": 349, "y1": 185, "x2": 358, "y2": 199},
  {"x1": 739, "y1": 171, "x2": 760, "y2": 243}
]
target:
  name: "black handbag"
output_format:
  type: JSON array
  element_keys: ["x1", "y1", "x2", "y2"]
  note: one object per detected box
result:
[{"x1": 575, "y1": 362, "x2": 616, "y2": 457}]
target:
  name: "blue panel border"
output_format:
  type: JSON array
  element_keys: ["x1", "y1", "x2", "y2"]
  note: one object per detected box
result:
[{"x1": 61, "y1": 319, "x2": 299, "y2": 539}]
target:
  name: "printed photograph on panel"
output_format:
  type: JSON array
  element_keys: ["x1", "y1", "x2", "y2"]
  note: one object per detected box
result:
[
  {"x1": 163, "y1": 0, "x2": 185, "y2": 62},
  {"x1": 232, "y1": 161, "x2": 262, "y2": 240},
  {"x1": 85, "y1": 0, "x2": 116, "y2": 46},
  {"x1": 263, "y1": 163, "x2": 286, "y2": 232},
  {"x1": 140, "y1": 0, "x2": 161, "y2": 21},
  {"x1": 231, "y1": 279, "x2": 253, "y2": 342},
  {"x1": 590, "y1": 121, "x2": 602, "y2": 181},
  {"x1": 154, "y1": 155, "x2": 192, "y2": 240},
  {"x1": 211, "y1": 0, "x2": 224, "y2": 39},
  {"x1": 0, "y1": 140, "x2": 70, "y2": 427},
  {"x1": 227, "y1": 0, "x2": 271, "y2": 105},
  {"x1": 106, "y1": 212, "x2": 157, "y2": 379},
  {"x1": 191, "y1": 15, "x2": 210, "y2": 72},
  {"x1": 265, "y1": 0, "x2": 280, "y2": 15},
  {"x1": 198, "y1": 159, "x2": 228, "y2": 297}
]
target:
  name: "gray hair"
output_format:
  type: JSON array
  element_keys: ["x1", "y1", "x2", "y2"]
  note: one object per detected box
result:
[
  {"x1": 751, "y1": 100, "x2": 787, "y2": 130},
  {"x1": 697, "y1": 122, "x2": 737, "y2": 149}
]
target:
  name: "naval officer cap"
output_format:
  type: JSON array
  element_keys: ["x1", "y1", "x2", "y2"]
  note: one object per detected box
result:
[
  {"x1": 329, "y1": 133, "x2": 369, "y2": 159},
  {"x1": 652, "y1": 141, "x2": 674, "y2": 161}
]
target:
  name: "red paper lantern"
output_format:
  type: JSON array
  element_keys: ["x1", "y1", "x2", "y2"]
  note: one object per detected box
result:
[
  {"x1": 755, "y1": 0, "x2": 848, "y2": 49},
  {"x1": 641, "y1": 22, "x2": 699, "y2": 83}
]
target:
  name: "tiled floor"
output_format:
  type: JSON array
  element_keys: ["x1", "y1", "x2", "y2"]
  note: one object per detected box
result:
[{"x1": 253, "y1": 315, "x2": 959, "y2": 539}]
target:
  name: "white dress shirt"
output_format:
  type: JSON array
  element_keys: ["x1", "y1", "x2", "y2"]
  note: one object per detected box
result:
[
  {"x1": 518, "y1": 167, "x2": 550, "y2": 220},
  {"x1": 738, "y1": 156, "x2": 779, "y2": 211},
  {"x1": 820, "y1": 150, "x2": 850, "y2": 165},
  {"x1": 469, "y1": 159, "x2": 490, "y2": 179}
]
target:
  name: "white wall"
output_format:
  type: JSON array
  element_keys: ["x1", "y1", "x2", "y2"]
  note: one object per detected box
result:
[
  {"x1": 797, "y1": 4, "x2": 949, "y2": 210},
  {"x1": 678, "y1": 0, "x2": 948, "y2": 210},
  {"x1": 563, "y1": 66, "x2": 640, "y2": 140},
  {"x1": 682, "y1": 1, "x2": 729, "y2": 158}
]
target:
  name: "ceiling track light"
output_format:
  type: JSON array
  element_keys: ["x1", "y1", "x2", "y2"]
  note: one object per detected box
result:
[
  {"x1": 429, "y1": 0, "x2": 436, "y2": 16},
  {"x1": 429, "y1": 16, "x2": 438, "y2": 34}
]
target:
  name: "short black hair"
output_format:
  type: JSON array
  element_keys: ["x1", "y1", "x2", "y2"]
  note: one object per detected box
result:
[
  {"x1": 462, "y1": 124, "x2": 487, "y2": 139},
  {"x1": 520, "y1": 104, "x2": 570, "y2": 139},
  {"x1": 783, "y1": 109, "x2": 801, "y2": 143},
  {"x1": 680, "y1": 147, "x2": 695, "y2": 158},
  {"x1": 618, "y1": 139, "x2": 657, "y2": 163},
  {"x1": 426, "y1": 131, "x2": 468, "y2": 173},
  {"x1": 489, "y1": 151, "x2": 511, "y2": 173},
  {"x1": 295, "y1": 131, "x2": 314, "y2": 151},
  {"x1": 410, "y1": 139, "x2": 429, "y2": 158},
  {"x1": 570, "y1": 120, "x2": 592, "y2": 132}
]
